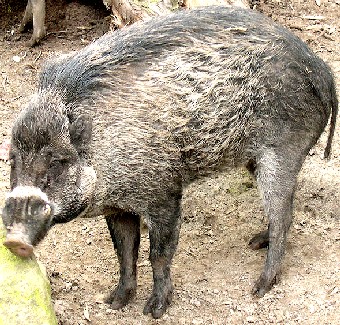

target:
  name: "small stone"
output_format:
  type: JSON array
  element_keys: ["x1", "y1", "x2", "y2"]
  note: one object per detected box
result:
[
  {"x1": 309, "y1": 304, "x2": 316, "y2": 313},
  {"x1": 190, "y1": 298, "x2": 201, "y2": 307},
  {"x1": 65, "y1": 282, "x2": 72, "y2": 291},
  {"x1": 12, "y1": 56, "x2": 21, "y2": 62}
]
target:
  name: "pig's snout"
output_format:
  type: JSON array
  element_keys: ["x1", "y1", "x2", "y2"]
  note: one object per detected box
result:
[
  {"x1": 3, "y1": 234, "x2": 34, "y2": 258},
  {"x1": 2, "y1": 186, "x2": 53, "y2": 257}
]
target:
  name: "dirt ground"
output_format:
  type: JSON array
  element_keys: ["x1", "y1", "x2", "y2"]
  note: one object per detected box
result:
[{"x1": 0, "y1": 0, "x2": 339, "y2": 324}]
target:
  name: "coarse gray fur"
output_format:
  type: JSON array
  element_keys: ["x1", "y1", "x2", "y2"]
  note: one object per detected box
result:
[{"x1": 37, "y1": 7, "x2": 337, "y2": 218}]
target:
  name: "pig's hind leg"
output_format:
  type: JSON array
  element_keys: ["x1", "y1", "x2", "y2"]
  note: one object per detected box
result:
[
  {"x1": 249, "y1": 229, "x2": 270, "y2": 250},
  {"x1": 105, "y1": 212, "x2": 140, "y2": 309},
  {"x1": 246, "y1": 159, "x2": 270, "y2": 250},
  {"x1": 251, "y1": 147, "x2": 303, "y2": 297}
]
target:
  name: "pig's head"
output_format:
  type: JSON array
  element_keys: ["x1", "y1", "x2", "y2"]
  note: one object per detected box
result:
[{"x1": 1, "y1": 91, "x2": 96, "y2": 258}]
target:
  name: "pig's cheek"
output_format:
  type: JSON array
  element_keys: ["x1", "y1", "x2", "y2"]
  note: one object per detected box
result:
[{"x1": 78, "y1": 166, "x2": 97, "y2": 201}]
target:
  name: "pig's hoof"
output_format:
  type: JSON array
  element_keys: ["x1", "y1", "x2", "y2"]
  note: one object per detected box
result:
[
  {"x1": 252, "y1": 272, "x2": 279, "y2": 297},
  {"x1": 249, "y1": 230, "x2": 269, "y2": 250},
  {"x1": 105, "y1": 286, "x2": 136, "y2": 310},
  {"x1": 143, "y1": 290, "x2": 173, "y2": 319}
]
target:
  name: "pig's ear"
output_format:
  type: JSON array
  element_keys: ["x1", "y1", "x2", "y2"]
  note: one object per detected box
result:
[{"x1": 68, "y1": 115, "x2": 92, "y2": 155}]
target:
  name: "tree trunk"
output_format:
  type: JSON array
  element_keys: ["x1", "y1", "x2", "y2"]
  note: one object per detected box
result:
[{"x1": 103, "y1": 0, "x2": 250, "y2": 29}]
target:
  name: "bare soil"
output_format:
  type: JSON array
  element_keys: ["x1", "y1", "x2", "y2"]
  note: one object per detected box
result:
[{"x1": 0, "y1": 1, "x2": 339, "y2": 324}]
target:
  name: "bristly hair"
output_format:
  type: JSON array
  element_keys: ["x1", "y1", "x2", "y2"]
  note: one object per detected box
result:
[{"x1": 12, "y1": 90, "x2": 69, "y2": 153}]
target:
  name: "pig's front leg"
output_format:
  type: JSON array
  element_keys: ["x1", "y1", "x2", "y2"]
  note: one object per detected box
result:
[
  {"x1": 105, "y1": 211, "x2": 140, "y2": 309},
  {"x1": 143, "y1": 194, "x2": 182, "y2": 319}
]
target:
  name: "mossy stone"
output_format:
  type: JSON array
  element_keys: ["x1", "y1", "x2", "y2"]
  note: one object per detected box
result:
[{"x1": 0, "y1": 222, "x2": 57, "y2": 325}]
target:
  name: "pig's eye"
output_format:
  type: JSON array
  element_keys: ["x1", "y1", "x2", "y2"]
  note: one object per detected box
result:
[
  {"x1": 48, "y1": 159, "x2": 68, "y2": 179},
  {"x1": 42, "y1": 159, "x2": 66, "y2": 189}
]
